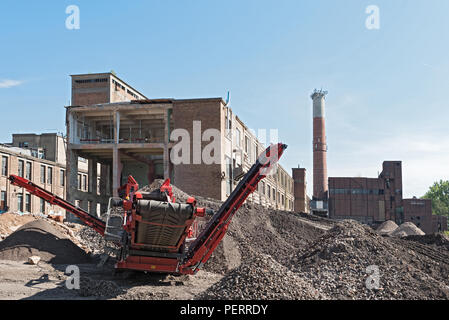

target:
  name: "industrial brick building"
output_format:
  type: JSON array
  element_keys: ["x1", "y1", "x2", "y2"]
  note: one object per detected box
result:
[
  {"x1": 328, "y1": 161, "x2": 447, "y2": 234},
  {"x1": 66, "y1": 72, "x2": 294, "y2": 214},
  {"x1": 0, "y1": 133, "x2": 98, "y2": 217}
]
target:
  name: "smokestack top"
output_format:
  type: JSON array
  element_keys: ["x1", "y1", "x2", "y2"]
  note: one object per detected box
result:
[
  {"x1": 311, "y1": 89, "x2": 327, "y2": 118},
  {"x1": 311, "y1": 89, "x2": 328, "y2": 100}
]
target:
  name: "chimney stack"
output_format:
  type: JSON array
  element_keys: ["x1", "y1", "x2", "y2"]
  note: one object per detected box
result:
[{"x1": 311, "y1": 89, "x2": 328, "y2": 200}]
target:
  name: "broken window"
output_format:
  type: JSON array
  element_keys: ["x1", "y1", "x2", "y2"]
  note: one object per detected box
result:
[
  {"x1": 17, "y1": 193, "x2": 23, "y2": 212},
  {"x1": 40, "y1": 198, "x2": 45, "y2": 214},
  {"x1": 1, "y1": 156, "x2": 7, "y2": 176},
  {"x1": 47, "y1": 167, "x2": 53, "y2": 185},
  {"x1": 25, "y1": 194, "x2": 31, "y2": 212},
  {"x1": 40, "y1": 165, "x2": 46, "y2": 184},
  {"x1": 60, "y1": 169, "x2": 65, "y2": 187},
  {"x1": 18, "y1": 160, "x2": 24, "y2": 178},
  {"x1": 25, "y1": 162, "x2": 32, "y2": 180},
  {"x1": 0, "y1": 191, "x2": 6, "y2": 211}
]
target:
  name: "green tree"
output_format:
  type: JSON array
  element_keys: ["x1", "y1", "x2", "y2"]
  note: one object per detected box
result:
[{"x1": 422, "y1": 180, "x2": 449, "y2": 217}]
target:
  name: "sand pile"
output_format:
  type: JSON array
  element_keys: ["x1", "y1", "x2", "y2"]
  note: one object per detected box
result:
[
  {"x1": 0, "y1": 220, "x2": 91, "y2": 264},
  {"x1": 391, "y1": 222, "x2": 425, "y2": 237},
  {"x1": 376, "y1": 220, "x2": 399, "y2": 236}
]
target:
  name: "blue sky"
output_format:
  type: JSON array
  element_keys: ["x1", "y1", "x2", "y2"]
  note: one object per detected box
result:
[{"x1": 0, "y1": 0, "x2": 448, "y2": 198}]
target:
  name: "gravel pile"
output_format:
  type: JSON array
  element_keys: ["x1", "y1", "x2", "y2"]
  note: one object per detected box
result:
[
  {"x1": 78, "y1": 277, "x2": 123, "y2": 298},
  {"x1": 391, "y1": 222, "x2": 425, "y2": 237},
  {"x1": 376, "y1": 220, "x2": 399, "y2": 236},
  {"x1": 198, "y1": 249, "x2": 326, "y2": 300},
  {"x1": 290, "y1": 220, "x2": 449, "y2": 300}
]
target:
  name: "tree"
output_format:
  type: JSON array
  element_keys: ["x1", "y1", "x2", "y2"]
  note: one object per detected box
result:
[{"x1": 422, "y1": 180, "x2": 449, "y2": 217}]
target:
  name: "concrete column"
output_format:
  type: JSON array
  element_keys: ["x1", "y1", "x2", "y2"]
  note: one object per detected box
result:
[
  {"x1": 163, "y1": 145, "x2": 169, "y2": 179},
  {"x1": 112, "y1": 147, "x2": 122, "y2": 197},
  {"x1": 100, "y1": 163, "x2": 108, "y2": 196},
  {"x1": 114, "y1": 110, "x2": 120, "y2": 144},
  {"x1": 66, "y1": 148, "x2": 79, "y2": 221},
  {"x1": 88, "y1": 159, "x2": 98, "y2": 215}
]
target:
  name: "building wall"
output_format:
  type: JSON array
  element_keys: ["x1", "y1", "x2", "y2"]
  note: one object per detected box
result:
[
  {"x1": 71, "y1": 73, "x2": 147, "y2": 106},
  {"x1": 292, "y1": 168, "x2": 307, "y2": 213},
  {"x1": 402, "y1": 198, "x2": 433, "y2": 234},
  {"x1": 0, "y1": 142, "x2": 95, "y2": 217},
  {"x1": 172, "y1": 99, "x2": 223, "y2": 200}
]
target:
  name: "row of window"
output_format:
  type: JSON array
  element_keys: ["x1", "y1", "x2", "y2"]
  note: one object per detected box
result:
[
  {"x1": 0, "y1": 189, "x2": 47, "y2": 214},
  {"x1": 2, "y1": 155, "x2": 66, "y2": 187},
  {"x1": 75, "y1": 78, "x2": 108, "y2": 84},
  {"x1": 330, "y1": 188, "x2": 386, "y2": 195},
  {"x1": 112, "y1": 79, "x2": 139, "y2": 99}
]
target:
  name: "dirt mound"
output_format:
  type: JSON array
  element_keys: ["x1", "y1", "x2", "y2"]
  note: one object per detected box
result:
[
  {"x1": 0, "y1": 213, "x2": 37, "y2": 237},
  {"x1": 198, "y1": 250, "x2": 326, "y2": 300},
  {"x1": 376, "y1": 220, "x2": 398, "y2": 236},
  {"x1": 0, "y1": 220, "x2": 91, "y2": 264},
  {"x1": 290, "y1": 220, "x2": 449, "y2": 299},
  {"x1": 391, "y1": 222, "x2": 425, "y2": 237}
]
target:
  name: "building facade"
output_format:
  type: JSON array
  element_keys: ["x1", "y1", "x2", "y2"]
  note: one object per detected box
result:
[
  {"x1": 66, "y1": 73, "x2": 294, "y2": 213},
  {"x1": 0, "y1": 133, "x2": 98, "y2": 217},
  {"x1": 328, "y1": 161, "x2": 447, "y2": 233}
]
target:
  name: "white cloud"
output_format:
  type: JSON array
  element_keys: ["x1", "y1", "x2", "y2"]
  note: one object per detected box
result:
[{"x1": 0, "y1": 79, "x2": 23, "y2": 88}]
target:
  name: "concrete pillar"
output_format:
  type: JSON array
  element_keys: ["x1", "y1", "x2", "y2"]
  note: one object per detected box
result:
[
  {"x1": 114, "y1": 110, "x2": 120, "y2": 144},
  {"x1": 112, "y1": 147, "x2": 122, "y2": 197},
  {"x1": 88, "y1": 159, "x2": 98, "y2": 215},
  {"x1": 163, "y1": 145, "x2": 169, "y2": 179},
  {"x1": 66, "y1": 148, "x2": 79, "y2": 221}
]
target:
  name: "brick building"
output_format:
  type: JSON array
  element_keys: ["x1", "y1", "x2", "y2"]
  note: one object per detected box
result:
[
  {"x1": 66, "y1": 73, "x2": 294, "y2": 214},
  {"x1": 328, "y1": 161, "x2": 447, "y2": 233},
  {"x1": 0, "y1": 133, "x2": 99, "y2": 217}
]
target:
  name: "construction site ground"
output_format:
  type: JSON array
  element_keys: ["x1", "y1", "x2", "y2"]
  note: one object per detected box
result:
[{"x1": 0, "y1": 181, "x2": 448, "y2": 300}]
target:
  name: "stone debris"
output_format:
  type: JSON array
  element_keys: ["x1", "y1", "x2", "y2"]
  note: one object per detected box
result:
[
  {"x1": 27, "y1": 256, "x2": 41, "y2": 265},
  {"x1": 78, "y1": 277, "x2": 123, "y2": 298},
  {"x1": 198, "y1": 249, "x2": 327, "y2": 300}
]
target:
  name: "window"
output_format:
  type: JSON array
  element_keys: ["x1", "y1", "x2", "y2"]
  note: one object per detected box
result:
[
  {"x1": 60, "y1": 169, "x2": 65, "y2": 187},
  {"x1": 78, "y1": 174, "x2": 82, "y2": 190},
  {"x1": 18, "y1": 160, "x2": 24, "y2": 177},
  {"x1": 25, "y1": 194, "x2": 31, "y2": 212},
  {"x1": 245, "y1": 136, "x2": 249, "y2": 154},
  {"x1": 0, "y1": 191, "x2": 6, "y2": 211},
  {"x1": 225, "y1": 156, "x2": 232, "y2": 195},
  {"x1": 40, "y1": 198, "x2": 45, "y2": 214},
  {"x1": 47, "y1": 167, "x2": 53, "y2": 185},
  {"x1": 82, "y1": 175, "x2": 87, "y2": 191},
  {"x1": 273, "y1": 189, "x2": 276, "y2": 201},
  {"x1": 1, "y1": 156, "x2": 7, "y2": 176},
  {"x1": 236, "y1": 128, "x2": 241, "y2": 148},
  {"x1": 267, "y1": 185, "x2": 271, "y2": 198},
  {"x1": 17, "y1": 193, "x2": 23, "y2": 212},
  {"x1": 25, "y1": 162, "x2": 32, "y2": 180},
  {"x1": 40, "y1": 165, "x2": 46, "y2": 184}
]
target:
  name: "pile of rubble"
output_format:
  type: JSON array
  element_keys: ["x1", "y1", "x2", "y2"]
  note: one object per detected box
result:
[
  {"x1": 290, "y1": 220, "x2": 449, "y2": 300},
  {"x1": 198, "y1": 249, "x2": 326, "y2": 300}
]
